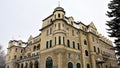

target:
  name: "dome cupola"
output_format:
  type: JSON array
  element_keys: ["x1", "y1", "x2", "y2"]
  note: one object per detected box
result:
[{"x1": 53, "y1": 6, "x2": 65, "y2": 13}]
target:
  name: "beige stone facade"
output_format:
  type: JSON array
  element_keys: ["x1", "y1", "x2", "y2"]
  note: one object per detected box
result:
[{"x1": 5, "y1": 6, "x2": 118, "y2": 68}]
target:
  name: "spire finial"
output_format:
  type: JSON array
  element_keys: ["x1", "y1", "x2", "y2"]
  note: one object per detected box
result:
[{"x1": 58, "y1": 1, "x2": 60, "y2": 7}]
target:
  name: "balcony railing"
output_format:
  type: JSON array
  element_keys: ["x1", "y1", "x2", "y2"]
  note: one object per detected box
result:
[{"x1": 14, "y1": 54, "x2": 40, "y2": 63}]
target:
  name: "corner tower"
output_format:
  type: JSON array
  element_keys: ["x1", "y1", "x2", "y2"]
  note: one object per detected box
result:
[{"x1": 53, "y1": 6, "x2": 65, "y2": 20}]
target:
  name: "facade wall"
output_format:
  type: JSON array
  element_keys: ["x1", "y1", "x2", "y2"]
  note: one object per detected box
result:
[{"x1": 5, "y1": 6, "x2": 118, "y2": 68}]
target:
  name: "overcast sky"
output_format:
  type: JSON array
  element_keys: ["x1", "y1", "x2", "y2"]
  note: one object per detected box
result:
[{"x1": 0, "y1": 0, "x2": 111, "y2": 53}]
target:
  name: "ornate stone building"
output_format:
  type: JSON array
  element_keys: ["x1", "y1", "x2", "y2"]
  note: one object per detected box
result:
[{"x1": 5, "y1": 6, "x2": 118, "y2": 68}]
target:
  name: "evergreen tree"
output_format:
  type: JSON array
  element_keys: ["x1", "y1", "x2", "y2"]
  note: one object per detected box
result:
[
  {"x1": 106, "y1": 0, "x2": 120, "y2": 65},
  {"x1": 0, "y1": 45, "x2": 5, "y2": 68},
  {"x1": 106, "y1": 0, "x2": 120, "y2": 46}
]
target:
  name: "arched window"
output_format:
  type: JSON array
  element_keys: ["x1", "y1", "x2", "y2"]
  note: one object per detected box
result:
[
  {"x1": 76, "y1": 63, "x2": 81, "y2": 68},
  {"x1": 68, "y1": 62, "x2": 73, "y2": 68},
  {"x1": 15, "y1": 48, "x2": 17, "y2": 52},
  {"x1": 87, "y1": 64, "x2": 90, "y2": 68},
  {"x1": 20, "y1": 56, "x2": 22, "y2": 60},
  {"x1": 59, "y1": 36, "x2": 61, "y2": 45},
  {"x1": 85, "y1": 50, "x2": 89, "y2": 56},
  {"x1": 46, "y1": 41, "x2": 49, "y2": 49},
  {"x1": 46, "y1": 57, "x2": 53, "y2": 68},
  {"x1": 14, "y1": 55, "x2": 16, "y2": 59},
  {"x1": 33, "y1": 46, "x2": 36, "y2": 51},
  {"x1": 37, "y1": 44, "x2": 40, "y2": 50},
  {"x1": 30, "y1": 62, "x2": 33, "y2": 68},
  {"x1": 34, "y1": 61, "x2": 39, "y2": 68},
  {"x1": 93, "y1": 46, "x2": 96, "y2": 52},
  {"x1": 21, "y1": 49, "x2": 23, "y2": 53},
  {"x1": 67, "y1": 40, "x2": 70, "y2": 47},
  {"x1": 77, "y1": 43, "x2": 80, "y2": 50},
  {"x1": 84, "y1": 40, "x2": 87, "y2": 45},
  {"x1": 73, "y1": 41, "x2": 75, "y2": 49},
  {"x1": 58, "y1": 13, "x2": 60, "y2": 18}
]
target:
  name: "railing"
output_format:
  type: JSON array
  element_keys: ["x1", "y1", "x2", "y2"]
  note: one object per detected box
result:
[
  {"x1": 53, "y1": 29, "x2": 66, "y2": 35},
  {"x1": 14, "y1": 54, "x2": 40, "y2": 63}
]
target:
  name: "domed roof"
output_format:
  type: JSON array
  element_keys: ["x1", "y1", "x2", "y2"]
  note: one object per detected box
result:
[
  {"x1": 54, "y1": 7, "x2": 64, "y2": 11},
  {"x1": 53, "y1": 7, "x2": 65, "y2": 13}
]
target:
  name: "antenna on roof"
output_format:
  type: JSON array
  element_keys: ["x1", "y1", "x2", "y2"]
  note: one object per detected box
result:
[{"x1": 58, "y1": 1, "x2": 60, "y2": 7}]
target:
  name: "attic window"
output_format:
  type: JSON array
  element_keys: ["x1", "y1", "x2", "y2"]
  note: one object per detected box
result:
[{"x1": 19, "y1": 43, "x2": 21, "y2": 45}]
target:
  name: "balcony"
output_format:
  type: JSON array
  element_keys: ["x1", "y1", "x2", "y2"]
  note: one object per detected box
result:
[
  {"x1": 41, "y1": 45, "x2": 81, "y2": 54},
  {"x1": 14, "y1": 54, "x2": 40, "y2": 63},
  {"x1": 53, "y1": 29, "x2": 66, "y2": 35}
]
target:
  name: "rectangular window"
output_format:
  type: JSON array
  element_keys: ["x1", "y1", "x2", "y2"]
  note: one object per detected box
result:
[
  {"x1": 59, "y1": 36, "x2": 61, "y2": 45},
  {"x1": 93, "y1": 46, "x2": 96, "y2": 52},
  {"x1": 58, "y1": 23, "x2": 61, "y2": 29},
  {"x1": 92, "y1": 36, "x2": 94, "y2": 42},
  {"x1": 50, "y1": 40, "x2": 52, "y2": 48},
  {"x1": 76, "y1": 32, "x2": 78, "y2": 37},
  {"x1": 72, "y1": 30, "x2": 74, "y2": 36},
  {"x1": 67, "y1": 40, "x2": 70, "y2": 47},
  {"x1": 63, "y1": 37, "x2": 65, "y2": 44},
  {"x1": 55, "y1": 37, "x2": 56, "y2": 45},
  {"x1": 15, "y1": 48, "x2": 17, "y2": 52},
  {"x1": 66, "y1": 28, "x2": 69, "y2": 34},
  {"x1": 77, "y1": 43, "x2": 80, "y2": 50},
  {"x1": 55, "y1": 15, "x2": 56, "y2": 19},
  {"x1": 47, "y1": 30, "x2": 49, "y2": 36},
  {"x1": 46, "y1": 41, "x2": 49, "y2": 48},
  {"x1": 50, "y1": 28, "x2": 52, "y2": 34},
  {"x1": 73, "y1": 41, "x2": 75, "y2": 49},
  {"x1": 68, "y1": 53, "x2": 72, "y2": 58}
]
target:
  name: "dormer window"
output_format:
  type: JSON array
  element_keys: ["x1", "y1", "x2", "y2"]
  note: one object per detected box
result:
[{"x1": 19, "y1": 43, "x2": 21, "y2": 45}]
